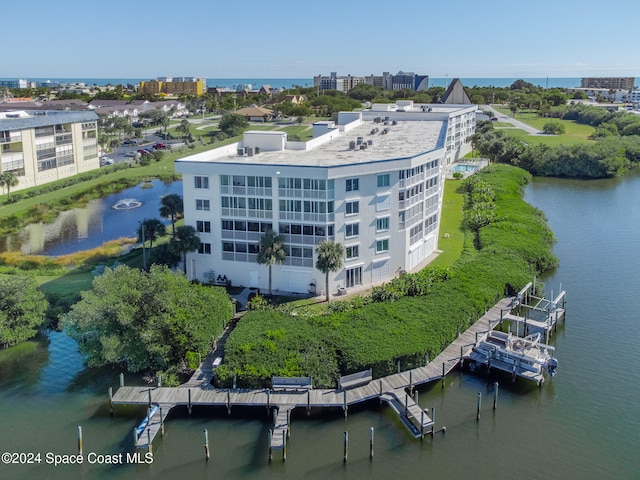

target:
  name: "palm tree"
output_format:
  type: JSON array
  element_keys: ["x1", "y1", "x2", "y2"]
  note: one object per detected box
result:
[
  {"x1": 256, "y1": 230, "x2": 286, "y2": 296},
  {"x1": 159, "y1": 194, "x2": 183, "y2": 237},
  {"x1": 137, "y1": 218, "x2": 166, "y2": 250},
  {"x1": 171, "y1": 225, "x2": 201, "y2": 274},
  {"x1": 315, "y1": 240, "x2": 344, "y2": 303},
  {"x1": 0, "y1": 172, "x2": 19, "y2": 202}
]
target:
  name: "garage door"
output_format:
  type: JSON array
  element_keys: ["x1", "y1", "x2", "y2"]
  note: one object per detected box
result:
[
  {"x1": 281, "y1": 269, "x2": 313, "y2": 294},
  {"x1": 371, "y1": 259, "x2": 390, "y2": 284}
]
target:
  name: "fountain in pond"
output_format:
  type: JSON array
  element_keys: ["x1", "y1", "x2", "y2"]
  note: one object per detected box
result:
[{"x1": 112, "y1": 198, "x2": 143, "y2": 210}]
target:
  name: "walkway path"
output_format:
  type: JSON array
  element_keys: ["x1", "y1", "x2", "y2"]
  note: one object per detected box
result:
[{"x1": 483, "y1": 105, "x2": 543, "y2": 135}]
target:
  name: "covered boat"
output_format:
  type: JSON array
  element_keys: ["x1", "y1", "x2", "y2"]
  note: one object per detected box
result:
[{"x1": 466, "y1": 330, "x2": 558, "y2": 385}]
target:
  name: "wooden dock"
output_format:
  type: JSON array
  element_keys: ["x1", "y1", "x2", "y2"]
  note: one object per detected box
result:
[{"x1": 112, "y1": 296, "x2": 517, "y2": 453}]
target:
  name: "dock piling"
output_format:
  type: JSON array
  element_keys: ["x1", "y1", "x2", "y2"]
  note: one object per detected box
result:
[
  {"x1": 77, "y1": 426, "x2": 83, "y2": 455},
  {"x1": 268, "y1": 429, "x2": 273, "y2": 462},
  {"x1": 282, "y1": 431, "x2": 286, "y2": 462},
  {"x1": 307, "y1": 390, "x2": 311, "y2": 416},
  {"x1": 476, "y1": 392, "x2": 482, "y2": 421},
  {"x1": 132, "y1": 427, "x2": 137, "y2": 445},
  {"x1": 286, "y1": 409, "x2": 291, "y2": 439},
  {"x1": 188, "y1": 388, "x2": 192, "y2": 416},
  {"x1": 420, "y1": 412, "x2": 425, "y2": 440},
  {"x1": 158, "y1": 373, "x2": 162, "y2": 388},
  {"x1": 343, "y1": 431, "x2": 348, "y2": 463},
  {"x1": 119, "y1": 373, "x2": 124, "y2": 388},
  {"x1": 369, "y1": 427, "x2": 374, "y2": 459},
  {"x1": 397, "y1": 359, "x2": 401, "y2": 373},
  {"x1": 441, "y1": 362, "x2": 445, "y2": 388},
  {"x1": 409, "y1": 370, "x2": 413, "y2": 395},
  {"x1": 233, "y1": 375, "x2": 237, "y2": 389},
  {"x1": 148, "y1": 388, "x2": 152, "y2": 408},
  {"x1": 343, "y1": 390, "x2": 348, "y2": 418},
  {"x1": 431, "y1": 407, "x2": 436, "y2": 434},
  {"x1": 203, "y1": 429, "x2": 210, "y2": 461},
  {"x1": 493, "y1": 382, "x2": 499, "y2": 410},
  {"x1": 147, "y1": 429, "x2": 152, "y2": 454},
  {"x1": 108, "y1": 387, "x2": 113, "y2": 416},
  {"x1": 159, "y1": 406, "x2": 165, "y2": 436},
  {"x1": 415, "y1": 390, "x2": 419, "y2": 404},
  {"x1": 227, "y1": 389, "x2": 231, "y2": 416}
]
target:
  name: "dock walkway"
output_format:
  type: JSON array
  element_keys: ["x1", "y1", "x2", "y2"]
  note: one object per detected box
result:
[{"x1": 113, "y1": 297, "x2": 516, "y2": 450}]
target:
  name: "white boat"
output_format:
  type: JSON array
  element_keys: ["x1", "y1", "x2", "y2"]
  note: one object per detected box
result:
[{"x1": 466, "y1": 330, "x2": 558, "y2": 385}]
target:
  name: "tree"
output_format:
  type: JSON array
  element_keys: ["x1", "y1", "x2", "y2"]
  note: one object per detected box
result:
[
  {"x1": 256, "y1": 230, "x2": 286, "y2": 296},
  {"x1": 315, "y1": 240, "x2": 344, "y2": 303},
  {"x1": 177, "y1": 119, "x2": 191, "y2": 139},
  {"x1": 543, "y1": 121, "x2": 566, "y2": 135},
  {"x1": 218, "y1": 113, "x2": 248, "y2": 137},
  {"x1": 170, "y1": 225, "x2": 201, "y2": 273},
  {"x1": 0, "y1": 172, "x2": 20, "y2": 202},
  {"x1": 62, "y1": 265, "x2": 234, "y2": 372},
  {"x1": 138, "y1": 218, "x2": 166, "y2": 250},
  {"x1": 159, "y1": 194, "x2": 184, "y2": 236},
  {"x1": 0, "y1": 276, "x2": 48, "y2": 348}
]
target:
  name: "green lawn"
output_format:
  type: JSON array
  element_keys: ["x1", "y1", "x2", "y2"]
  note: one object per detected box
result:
[
  {"x1": 503, "y1": 128, "x2": 595, "y2": 147},
  {"x1": 430, "y1": 179, "x2": 465, "y2": 267}
]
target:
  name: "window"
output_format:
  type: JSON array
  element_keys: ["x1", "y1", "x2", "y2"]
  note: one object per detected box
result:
[
  {"x1": 377, "y1": 174, "x2": 390, "y2": 187},
  {"x1": 376, "y1": 239, "x2": 389, "y2": 253},
  {"x1": 196, "y1": 199, "x2": 210, "y2": 211},
  {"x1": 346, "y1": 178, "x2": 359, "y2": 192},
  {"x1": 345, "y1": 223, "x2": 359, "y2": 238},
  {"x1": 195, "y1": 176, "x2": 209, "y2": 189},
  {"x1": 198, "y1": 243, "x2": 211, "y2": 254},
  {"x1": 345, "y1": 201, "x2": 359, "y2": 215},
  {"x1": 376, "y1": 217, "x2": 390, "y2": 232},
  {"x1": 346, "y1": 266, "x2": 362, "y2": 288},
  {"x1": 196, "y1": 221, "x2": 211, "y2": 233},
  {"x1": 345, "y1": 245, "x2": 359, "y2": 259}
]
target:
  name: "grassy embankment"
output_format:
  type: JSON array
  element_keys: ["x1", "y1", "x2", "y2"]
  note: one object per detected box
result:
[{"x1": 215, "y1": 164, "x2": 557, "y2": 389}]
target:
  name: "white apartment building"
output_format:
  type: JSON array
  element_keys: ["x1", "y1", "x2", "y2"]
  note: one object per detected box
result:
[
  {"x1": 0, "y1": 110, "x2": 100, "y2": 193},
  {"x1": 176, "y1": 102, "x2": 476, "y2": 296}
]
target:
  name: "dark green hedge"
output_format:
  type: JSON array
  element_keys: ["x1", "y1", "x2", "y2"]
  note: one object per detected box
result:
[{"x1": 215, "y1": 164, "x2": 557, "y2": 388}]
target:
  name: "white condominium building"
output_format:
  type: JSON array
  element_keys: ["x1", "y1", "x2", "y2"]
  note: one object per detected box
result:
[{"x1": 176, "y1": 101, "x2": 476, "y2": 296}]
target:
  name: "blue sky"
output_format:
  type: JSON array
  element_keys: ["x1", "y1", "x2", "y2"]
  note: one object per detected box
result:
[{"x1": 4, "y1": 0, "x2": 638, "y2": 79}]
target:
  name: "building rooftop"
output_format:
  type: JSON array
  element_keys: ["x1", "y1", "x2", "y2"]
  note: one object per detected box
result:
[
  {"x1": 178, "y1": 116, "x2": 447, "y2": 169},
  {"x1": 0, "y1": 110, "x2": 99, "y2": 129}
]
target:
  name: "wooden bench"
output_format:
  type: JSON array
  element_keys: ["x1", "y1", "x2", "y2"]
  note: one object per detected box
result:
[
  {"x1": 338, "y1": 369, "x2": 372, "y2": 390},
  {"x1": 271, "y1": 376, "x2": 313, "y2": 391}
]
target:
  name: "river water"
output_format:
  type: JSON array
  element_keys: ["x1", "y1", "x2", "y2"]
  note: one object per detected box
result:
[{"x1": 1, "y1": 173, "x2": 638, "y2": 480}]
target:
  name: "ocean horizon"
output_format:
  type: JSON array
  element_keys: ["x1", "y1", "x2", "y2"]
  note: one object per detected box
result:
[{"x1": 3, "y1": 77, "x2": 637, "y2": 90}]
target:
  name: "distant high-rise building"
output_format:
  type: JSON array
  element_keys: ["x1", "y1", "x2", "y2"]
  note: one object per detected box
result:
[
  {"x1": 317, "y1": 71, "x2": 428, "y2": 93},
  {"x1": 0, "y1": 79, "x2": 28, "y2": 89},
  {"x1": 580, "y1": 77, "x2": 635, "y2": 90},
  {"x1": 140, "y1": 77, "x2": 206, "y2": 96}
]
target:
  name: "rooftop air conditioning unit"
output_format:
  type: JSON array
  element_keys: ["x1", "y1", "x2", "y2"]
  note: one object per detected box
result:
[
  {"x1": 237, "y1": 148, "x2": 244, "y2": 156},
  {"x1": 246, "y1": 147, "x2": 254, "y2": 156},
  {"x1": 349, "y1": 140, "x2": 356, "y2": 149},
  {"x1": 254, "y1": 146, "x2": 260, "y2": 154}
]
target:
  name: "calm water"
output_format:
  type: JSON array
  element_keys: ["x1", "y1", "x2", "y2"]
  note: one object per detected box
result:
[
  {"x1": 0, "y1": 180, "x2": 182, "y2": 256},
  {"x1": 3, "y1": 77, "x2": 622, "y2": 89},
  {"x1": 1, "y1": 173, "x2": 639, "y2": 479}
]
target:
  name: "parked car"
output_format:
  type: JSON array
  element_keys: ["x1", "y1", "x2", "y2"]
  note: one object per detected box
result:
[
  {"x1": 122, "y1": 139, "x2": 140, "y2": 146},
  {"x1": 137, "y1": 149, "x2": 151, "y2": 155},
  {"x1": 100, "y1": 156, "x2": 114, "y2": 166},
  {"x1": 124, "y1": 152, "x2": 138, "y2": 158},
  {"x1": 153, "y1": 142, "x2": 168, "y2": 149}
]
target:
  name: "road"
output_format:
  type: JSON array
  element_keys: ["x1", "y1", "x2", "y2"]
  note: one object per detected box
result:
[{"x1": 483, "y1": 105, "x2": 543, "y2": 135}]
